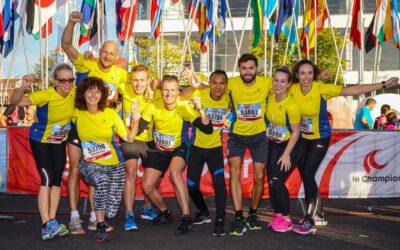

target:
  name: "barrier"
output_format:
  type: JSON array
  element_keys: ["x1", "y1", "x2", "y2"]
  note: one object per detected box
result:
[{"x1": 3, "y1": 127, "x2": 400, "y2": 198}]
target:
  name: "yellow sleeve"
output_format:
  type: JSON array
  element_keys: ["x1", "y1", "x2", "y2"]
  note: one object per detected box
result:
[
  {"x1": 141, "y1": 103, "x2": 155, "y2": 123},
  {"x1": 117, "y1": 69, "x2": 129, "y2": 95},
  {"x1": 183, "y1": 103, "x2": 200, "y2": 123},
  {"x1": 72, "y1": 53, "x2": 95, "y2": 73},
  {"x1": 29, "y1": 88, "x2": 50, "y2": 105},
  {"x1": 113, "y1": 111, "x2": 128, "y2": 137},
  {"x1": 320, "y1": 82, "x2": 342, "y2": 100}
]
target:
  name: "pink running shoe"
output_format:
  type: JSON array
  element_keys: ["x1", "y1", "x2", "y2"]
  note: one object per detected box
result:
[
  {"x1": 292, "y1": 218, "x2": 317, "y2": 235},
  {"x1": 271, "y1": 217, "x2": 292, "y2": 233},
  {"x1": 267, "y1": 214, "x2": 283, "y2": 228}
]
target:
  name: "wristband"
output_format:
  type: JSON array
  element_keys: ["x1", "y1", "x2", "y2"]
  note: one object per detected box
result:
[{"x1": 381, "y1": 81, "x2": 387, "y2": 89}]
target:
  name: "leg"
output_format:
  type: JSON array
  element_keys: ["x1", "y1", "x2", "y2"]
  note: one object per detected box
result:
[
  {"x1": 49, "y1": 142, "x2": 67, "y2": 220},
  {"x1": 228, "y1": 156, "x2": 243, "y2": 211},
  {"x1": 123, "y1": 158, "x2": 138, "y2": 213},
  {"x1": 105, "y1": 163, "x2": 125, "y2": 219},
  {"x1": 142, "y1": 168, "x2": 166, "y2": 211},
  {"x1": 67, "y1": 143, "x2": 82, "y2": 214},
  {"x1": 168, "y1": 156, "x2": 190, "y2": 215},
  {"x1": 187, "y1": 146, "x2": 208, "y2": 213},
  {"x1": 251, "y1": 162, "x2": 265, "y2": 210}
]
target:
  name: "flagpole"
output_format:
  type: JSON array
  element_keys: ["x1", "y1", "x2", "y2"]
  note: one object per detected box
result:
[
  {"x1": 0, "y1": 47, "x2": 5, "y2": 107},
  {"x1": 224, "y1": 0, "x2": 240, "y2": 76},
  {"x1": 157, "y1": 35, "x2": 160, "y2": 77},
  {"x1": 283, "y1": 7, "x2": 295, "y2": 65},
  {"x1": 263, "y1": 0, "x2": 267, "y2": 76},
  {"x1": 96, "y1": 0, "x2": 101, "y2": 47},
  {"x1": 303, "y1": 0, "x2": 310, "y2": 59},
  {"x1": 160, "y1": 3, "x2": 165, "y2": 77},
  {"x1": 359, "y1": 0, "x2": 365, "y2": 101},
  {"x1": 21, "y1": 21, "x2": 31, "y2": 73},
  {"x1": 177, "y1": 0, "x2": 193, "y2": 71},
  {"x1": 294, "y1": 0, "x2": 301, "y2": 59},
  {"x1": 45, "y1": 23, "x2": 49, "y2": 88},
  {"x1": 123, "y1": 0, "x2": 136, "y2": 58},
  {"x1": 333, "y1": 0, "x2": 355, "y2": 86},
  {"x1": 314, "y1": 0, "x2": 317, "y2": 64},
  {"x1": 39, "y1": 0, "x2": 44, "y2": 90},
  {"x1": 212, "y1": 0, "x2": 218, "y2": 72},
  {"x1": 232, "y1": 0, "x2": 251, "y2": 74},
  {"x1": 269, "y1": 3, "x2": 279, "y2": 76}
]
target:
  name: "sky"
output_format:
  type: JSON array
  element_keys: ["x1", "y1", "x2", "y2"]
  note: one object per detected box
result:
[{"x1": 3, "y1": 0, "x2": 119, "y2": 77}]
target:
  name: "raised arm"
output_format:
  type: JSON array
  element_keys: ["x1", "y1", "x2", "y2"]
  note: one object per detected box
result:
[
  {"x1": 340, "y1": 77, "x2": 399, "y2": 96},
  {"x1": 192, "y1": 96, "x2": 213, "y2": 134},
  {"x1": 61, "y1": 11, "x2": 83, "y2": 63},
  {"x1": 179, "y1": 68, "x2": 208, "y2": 99},
  {"x1": 10, "y1": 74, "x2": 35, "y2": 106}
]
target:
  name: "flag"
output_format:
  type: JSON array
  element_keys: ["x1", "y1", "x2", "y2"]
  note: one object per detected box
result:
[
  {"x1": 56, "y1": 22, "x2": 65, "y2": 64},
  {"x1": 0, "y1": 13, "x2": 3, "y2": 38},
  {"x1": 0, "y1": 0, "x2": 17, "y2": 57},
  {"x1": 251, "y1": 0, "x2": 263, "y2": 48},
  {"x1": 365, "y1": 0, "x2": 390, "y2": 53},
  {"x1": 265, "y1": 0, "x2": 278, "y2": 35},
  {"x1": 349, "y1": 0, "x2": 362, "y2": 49},
  {"x1": 274, "y1": 0, "x2": 294, "y2": 41},
  {"x1": 301, "y1": 0, "x2": 328, "y2": 55},
  {"x1": 26, "y1": 0, "x2": 66, "y2": 39},
  {"x1": 390, "y1": 0, "x2": 400, "y2": 48},
  {"x1": 282, "y1": 0, "x2": 299, "y2": 53},
  {"x1": 150, "y1": 0, "x2": 164, "y2": 39},
  {"x1": 188, "y1": 0, "x2": 210, "y2": 53},
  {"x1": 116, "y1": 0, "x2": 139, "y2": 43}
]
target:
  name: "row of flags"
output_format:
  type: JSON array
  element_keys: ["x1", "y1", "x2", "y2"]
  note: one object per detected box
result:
[{"x1": 0, "y1": 0, "x2": 399, "y2": 59}]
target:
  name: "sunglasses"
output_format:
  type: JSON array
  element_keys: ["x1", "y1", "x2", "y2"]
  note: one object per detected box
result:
[{"x1": 57, "y1": 78, "x2": 75, "y2": 84}]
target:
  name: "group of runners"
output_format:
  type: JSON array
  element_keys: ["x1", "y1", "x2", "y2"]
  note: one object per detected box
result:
[{"x1": 10, "y1": 11, "x2": 399, "y2": 243}]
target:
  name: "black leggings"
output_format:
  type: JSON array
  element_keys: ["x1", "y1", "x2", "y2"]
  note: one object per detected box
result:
[
  {"x1": 187, "y1": 145, "x2": 227, "y2": 219},
  {"x1": 297, "y1": 137, "x2": 330, "y2": 218},
  {"x1": 267, "y1": 140, "x2": 301, "y2": 216},
  {"x1": 30, "y1": 139, "x2": 67, "y2": 187}
]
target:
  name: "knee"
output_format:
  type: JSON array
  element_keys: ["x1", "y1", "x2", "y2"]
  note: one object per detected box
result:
[
  {"x1": 168, "y1": 169, "x2": 182, "y2": 184},
  {"x1": 142, "y1": 181, "x2": 154, "y2": 195},
  {"x1": 254, "y1": 171, "x2": 265, "y2": 184},
  {"x1": 268, "y1": 177, "x2": 283, "y2": 193},
  {"x1": 68, "y1": 166, "x2": 79, "y2": 179},
  {"x1": 229, "y1": 166, "x2": 241, "y2": 180},
  {"x1": 125, "y1": 165, "x2": 137, "y2": 178}
]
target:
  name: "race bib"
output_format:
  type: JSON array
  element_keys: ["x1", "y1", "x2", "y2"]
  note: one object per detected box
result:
[
  {"x1": 125, "y1": 113, "x2": 131, "y2": 127},
  {"x1": 300, "y1": 117, "x2": 314, "y2": 136},
  {"x1": 205, "y1": 107, "x2": 227, "y2": 130},
  {"x1": 106, "y1": 82, "x2": 117, "y2": 100},
  {"x1": 82, "y1": 141, "x2": 112, "y2": 162},
  {"x1": 47, "y1": 123, "x2": 71, "y2": 144},
  {"x1": 237, "y1": 103, "x2": 261, "y2": 121},
  {"x1": 153, "y1": 131, "x2": 175, "y2": 151},
  {"x1": 267, "y1": 123, "x2": 287, "y2": 143}
]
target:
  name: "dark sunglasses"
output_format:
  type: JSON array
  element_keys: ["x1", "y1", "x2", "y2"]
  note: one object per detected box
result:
[{"x1": 57, "y1": 78, "x2": 75, "y2": 84}]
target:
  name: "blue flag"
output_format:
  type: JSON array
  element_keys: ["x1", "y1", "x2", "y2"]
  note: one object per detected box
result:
[
  {"x1": 0, "y1": 0, "x2": 17, "y2": 58},
  {"x1": 274, "y1": 0, "x2": 294, "y2": 41}
]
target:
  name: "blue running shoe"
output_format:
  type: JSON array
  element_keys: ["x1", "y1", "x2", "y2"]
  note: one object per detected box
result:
[
  {"x1": 141, "y1": 206, "x2": 158, "y2": 220},
  {"x1": 124, "y1": 213, "x2": 138, "y2": 231},
  {"x1": 49, "y1": 219, "x2": 69, "y2": 237},
  {"x1": 42, "y1": 223, "x2": 54, "y2": 240}
]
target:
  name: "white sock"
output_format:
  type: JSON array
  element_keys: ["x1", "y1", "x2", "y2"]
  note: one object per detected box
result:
[
  {"x1": 71, "y1": 210, "x2": 80, "y2": 220},
  {"x1": 90, "y1": 212, "x2": 96, "y2": 222}
]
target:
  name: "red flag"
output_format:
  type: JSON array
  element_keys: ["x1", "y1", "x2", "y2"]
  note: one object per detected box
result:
[
  {"x1": 117, "y1": 0, "x2": 139, "y2": 42},
  {"x1": 350, "y1": 0, "x2": 362, "y2": 49},
  {"x1": 0, "y1": 14, "x2": 4, "y2": 37}
]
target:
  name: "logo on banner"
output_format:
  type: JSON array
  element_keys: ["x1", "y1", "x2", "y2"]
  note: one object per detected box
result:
[{"x1": 363, "y1": 149, "x2": 388, "y2": 174}]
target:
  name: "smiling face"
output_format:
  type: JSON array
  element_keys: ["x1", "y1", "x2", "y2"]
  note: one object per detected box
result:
[
  {"x1": 99, "y1": 41, "x2": 119, "y2": 70},
  {"x1": 209, "y1": 73, "x2": 227, "y2": 100},
  {"x1": 84, "y1": 85, "x2": 102, "y2": 108},
  {"x1": 297, "y1": 63, "x2": 314, "y2": 88},
  {"x1": 161, "y1": 79, "x2": 179, "y2": 106},
  {"x1": 273, "y1": 71, "x2": 291, "y2": 95},
  {"x1": 239, "y1": 60, "x2": 257, "y2": 85},
  {"x1": 54, "y1": 70, "x2": 74, "y2": 96},
  {"x1": 131, "y1": 71, "x2": 149, "y2": 95}
]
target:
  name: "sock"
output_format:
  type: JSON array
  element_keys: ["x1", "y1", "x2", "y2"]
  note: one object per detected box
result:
[
  {"x1": 249, "y1": 208, "x2": 257, "y2": 215},
  {"x1": 71, "y1": 210, "x2": 80, "y2": 220},
  {"x1": 235, "y1": 210, "x2": 243, "y2": 220},
  {"x1": 90, "y1": 211, "x2": 96, "y2": 222},
  {"x1": 162, "y1": 209, "x2": 170, "y2": 214}
]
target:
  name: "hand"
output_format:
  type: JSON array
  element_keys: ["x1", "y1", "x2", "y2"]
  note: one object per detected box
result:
[
  {"x1": 131, "y1": 110, "x2": 141, "y2": 123},
  {"x1": 193, "y1": 96, "x2": 202, "y2": 111},
  {"x1": 150, "y1": 79, "x2": 160, "y2": 90},
  {"x1": 131, "y1": 101, "x2": 139, "y2": 113},
  {"x1": 83, "y1": 50, "x2": 96, "y2": 61},
  {"x1": 191, "y1": 74, "x2": 202, "y2": 89},
  {"x1": 179, "y1": 67, "x2": 192, "y2": 80},
  {"x1": 384, "y1": 77, "x2": 399, "y2": 88},
  {"x1": 21, "y1": 74, "x2": 35, "y2": 89},
  {"x1": 69, "y1": 11, "x2": 83, "y2": 24},
  {"x1": 277, "y1": 153, "x2": 291, "y2": 172}
]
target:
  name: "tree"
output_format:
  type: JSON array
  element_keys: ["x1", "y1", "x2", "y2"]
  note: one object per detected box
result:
[
  {"x1": 251, "y1": 28, "x2": 346, "y2": 84},
  {"x1": 33, "y1": 50, "x2": 58, "y2": 85}
]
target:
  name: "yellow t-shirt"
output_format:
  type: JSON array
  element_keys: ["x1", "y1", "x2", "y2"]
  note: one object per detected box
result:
[
  {"x1": 191, "y1": 89, "x2": 230, "y2": 148},
  {"x1": 141, "y1": 99, "x2": 199, "y2": 151},
  {"x1": 227, "y1": 76, "x2": 273, "y2": 136},
  {"x1": 289, "y1": 81, "x2": 342, "y2": 139},
  {"x1": 71, "y1": 108, "x2": 127, "y2": 165},
  {"x1": 266, "y1": 93, "x2": 300, "y2": 142},
  {"x1": 29, "y1": 86, "x2": 76, "y2": 143},
  {"x1": 72, "y1": 54, "x2": 128, "y2": 100}
]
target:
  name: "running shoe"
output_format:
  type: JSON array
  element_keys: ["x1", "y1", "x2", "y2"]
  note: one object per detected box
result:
[
  {"x1": 175, "y1": 216, "x2": 194, "y2": 236},
  {"x1": 246, "y1": 213, "x2": 261, "y2": 230},
  {"x1": 49, "y1": 219, "x2": 69, "y2": 237},
  {"x1": 124, "y1": 213, "x2": 138, "y2": 231},
  {"x1": 96, "y1": 222, "x2": 111, "y2": 243},
  {"x1": 152, "y1": 210, "x2": 173, "y2": 225},
  {"x1": 292, "y1": 217, "x2": 317, "y2": 235},
  {"x1": 141, "y1": 206, "x2": 158, "y2": 221},
  {"x1": 314, "y1": 212, "x2": 328, "y2": 226},
  {"x1": 193, "y1": 211, "x2": 212, "y2": 225},
  {"x1": 230, "y1": 218, "x2": 247, "y2": 236},
  {"x1": 212, "y1": 217, "x2": 226, "y2": 237},
  {"x1": 88, "y1": 220, "x2": 114, "y2": 232},
  {"x1": 267, "y1": 213, "x2": 283, "y2": 229},
  {"x1": 69, "y1": 217, "x2": 85, "y2": 235},
  {"x1": 41, "y1": 222, "x2": 54, "y2": 240},
  {"x1": 271, "y1": 217, "x2": 292, "y2": 233}
]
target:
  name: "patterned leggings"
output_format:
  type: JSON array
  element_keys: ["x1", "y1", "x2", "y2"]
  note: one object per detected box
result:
[{"x1": 79, "y1": 159, "x2": 125, "y2": 219}]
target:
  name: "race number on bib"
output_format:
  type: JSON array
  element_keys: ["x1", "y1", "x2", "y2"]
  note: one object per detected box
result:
[
  {"x1": 153, "y1": 131, "x2": 175, "y2": 151},
  {"x1": 82, "y1": 142, "x2": 112, "y2": 162},
  {"x1": 300, "y1": 118, "x2": 314, "y2": 136},
  {"x1": 267, "y1": 123, "x2": 287, "y2": 143},
  {"x1": 205, "y1": 107, "x2": 227, "y2": 130},
  {"x1": 47, "y1": 123, "x2": 71, "y2": 143},
  {"x1": 106, "y1": 82, "x2": 117, "y2": 100},
  {"x1": 237, "y1": 103, "x2": 262, "y2": 121}
]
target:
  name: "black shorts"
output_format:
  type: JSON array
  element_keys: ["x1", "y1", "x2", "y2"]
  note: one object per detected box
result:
[
  {"x1": 120, "y1": 140, "x2": 154, "y2": 167},
  {"x1": 146, "y1": 144, "x2": 189, "y2": 174},
  {"x1": 227, "y1": 131, "x2": 268, "y2": 164},
  {"x1": 66, "y1": 122, "x2": 81, "y2": 148}
]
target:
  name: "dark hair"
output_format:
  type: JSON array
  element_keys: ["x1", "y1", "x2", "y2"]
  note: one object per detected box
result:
[
  {"x1": 75, "y1": 77, "x2": 109, "y2": 111},
  {"x1": 386, "y1": 111, "x2": 398, "y2": 124},
  {"x1": 365, "y1": 98, "x2": 376, "y2": 106},
  {"x1": 274, "y1": 66, "x2": 292, "y2": 83},
  {"x1": 161, "y1": 75, "x2": 179, "y2": 88},
  {"x1": 292, "y1": 59, "x2": 320, "y2": 83},
  {"x1": 380, "y1": 104, "x2": 391, "y2": 115},
  {"x1": 209, "y1": 70, "x2": 228, "y2": 83},
  {"x1": 237, "y1": 53, "x2": 258, "y2": 68},
  {"x1": 52, "y1": 63, "x2": 73, "y2": 80}
]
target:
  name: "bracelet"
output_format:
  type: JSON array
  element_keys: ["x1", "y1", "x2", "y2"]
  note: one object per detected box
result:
[{"x1": 381, "y1": 81, "x2": 387, "y2": 89}]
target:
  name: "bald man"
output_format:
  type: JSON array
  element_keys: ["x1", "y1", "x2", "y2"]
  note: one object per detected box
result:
[{"x1": 62, "y1": 11, "x2": 129, "y2": 235}]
